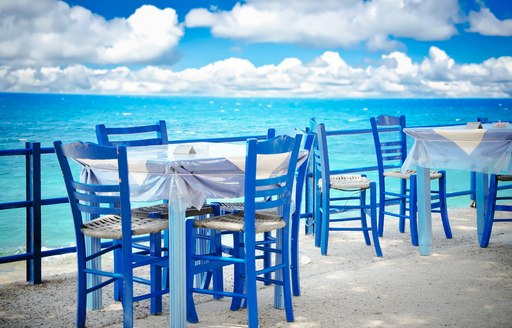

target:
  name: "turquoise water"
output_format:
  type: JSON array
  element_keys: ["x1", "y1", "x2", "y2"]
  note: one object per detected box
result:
[{"x1": 1, "y1": 93, "x2": 511, "y2": 255}]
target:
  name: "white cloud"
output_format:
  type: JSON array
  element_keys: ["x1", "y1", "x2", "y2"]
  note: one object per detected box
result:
[
  {"x1": 468, "y1": 8, "x2": 512, "y2": 36},
  {"x1": 1, "y1": 47, "x2": 510, "y2": 98},
  {"x1": 185, "y1": 0, "x2": 461, "y2": 49},
  {"x1": 0, "y1": 0, "x2": 183, "y2": 66}
]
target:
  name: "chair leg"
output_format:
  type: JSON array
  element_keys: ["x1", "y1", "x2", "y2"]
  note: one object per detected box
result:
[
  {"x1": 186, "y1": 221, "x2": 199, "y2": 323},
  {"x1": 200, "y1": 229, "x2": 225, "y2": 298},
  {"x1": 162, "y1": 230, "x2": 169, "y2": 290},
  {"x1": 230, "y1": 232, "x2": 245, "y2": 311},
  {"x1": 480, "y1": 175, "x2": 498, "y2": 247},
  {"x1": 281, "y1": 226, "x2": 295, "y2": 322},
  {"x1": 76, "y1": 246, "x2": 87, "y2": 328},
  {"x1": 263, "y1": 231, "x2": 272, "y2": 285},
  {"x1": 121, "y1": 241, "x2": 134, "y2": 328},
  {"x1": 212, "y1": 229, "x2": 225, "y2": 299},
  {"x1": 409, "y1": 176, "x2": 419, "y2": 246},
  {"x1": 320, "y1": 194, "x2": 330, "y2": 256},
  {"x1": 370, "y1": 183, "x2": 383, "y2": 257},
  {"x1": 150, "y1": 232, "x2": 162, "y2": 315},
  {"x1": 314, "y1": 187, "x2": 322, "y2": 247},
  {"x1": 378, "y1": 180, "x2": 385, "y2": 237},
  {"x1": 399, "y1": 178, "x2": 407, "y2": 233},
  {"x1": 114, "y1": 239, "x2": 122, "y2": 301},
  {"x1": 244, "y1": 233, "x2": 259, "y2": 328},
  {"x1": 360, "y1": 189, "x2": 371, "y2": 245},
  {"x1": 291, "y1": 210, "x2": 301, "y2": 296},
  {"x1": 439, "y1": 173, "x2": 452, "y2": 239}
]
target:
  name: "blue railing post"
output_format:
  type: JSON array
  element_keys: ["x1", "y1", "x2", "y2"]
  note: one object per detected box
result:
[{"x1": 26, "y1": 142, "x2": 42, "y2": 284}]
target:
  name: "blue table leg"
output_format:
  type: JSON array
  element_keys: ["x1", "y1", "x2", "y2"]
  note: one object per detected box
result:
[
  {"x1": 169, "y1": 200, "x2": 187, "y2": 328},
  {"x1": 85, "y1": 211, "x2": 102, "y2": 310},
  {"x1": 274, "y1": 228, "x2": 284, "y2": 309},
  {"x1": 475, "y1": 172, "x2": 489, "y2": 244},
  {"x1": 85, "y1": 235, "x2": 102, "y2": 310},
  {"x1": 416, "y1": 166, "x2": 433, "y2": 256}
]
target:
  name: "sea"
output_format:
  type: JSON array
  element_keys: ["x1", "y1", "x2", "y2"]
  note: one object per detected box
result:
[{"x1": 1, "y1": 93, "x2": 511, "y2": 257}]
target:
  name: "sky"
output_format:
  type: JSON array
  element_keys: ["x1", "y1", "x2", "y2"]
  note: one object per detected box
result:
[{"x1": 0, "y1": 0, "x2": 511, "y2": 98}]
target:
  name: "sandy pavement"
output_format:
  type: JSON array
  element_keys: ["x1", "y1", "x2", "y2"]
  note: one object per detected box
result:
[{"x1": 0, "y1": 208, "x2": 511, "y2": 328}]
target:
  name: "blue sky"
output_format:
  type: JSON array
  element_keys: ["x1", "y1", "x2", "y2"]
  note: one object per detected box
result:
[{"x1": 0, "y1": 0, "x2": 511, "y2": 97}]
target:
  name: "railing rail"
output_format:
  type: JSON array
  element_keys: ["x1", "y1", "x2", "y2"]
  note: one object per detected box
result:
[
  {"x1": 0, "y1": 132, "x2": 272, "y2": 283},
  {"x1": 0, "y1": 124, "x2": 475, "y2": 283}
]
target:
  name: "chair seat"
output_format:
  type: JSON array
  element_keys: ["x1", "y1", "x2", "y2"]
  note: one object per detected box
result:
[
  {"x1": 193, "y1": 211, "x2": 286, "y2": 233},
  {"x1": 216, "y1": 202, "x2": 246, "y2": 212},
  {"x1": 132, "y1": 203, "x2": 214, "y2": 219},
  {"x1": 82, "y1": 215, "x2": 169, "y2": 239},
  {"x1": 497, "y1": 175, "x2": 512, "y2": 181},
  {"x1": 383, "y1": 169, "x2": 442, "y2": 180},
  {"x1": 319, "y1": 174, "x2": 371, "y2": 190}
]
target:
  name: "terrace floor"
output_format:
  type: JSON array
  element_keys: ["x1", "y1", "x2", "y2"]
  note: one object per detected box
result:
[{"x1": 1, "y1": 207, "x2": 511, "y2": 328}]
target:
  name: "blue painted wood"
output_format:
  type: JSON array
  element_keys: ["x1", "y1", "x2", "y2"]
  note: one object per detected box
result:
[
  {"x1": 96, "y1": 120, "x2": 175, "y2": 299},
  {"x1": 206, "y1": 130, "x2": 314, "y2": 299},
  {"x1": 370, "y1": 115, "x2": 452, "y2": 246},
  {"x1": 304, "y1": 130, "x2": 315, "y2": 236},
  {"x1": 96, "y1": 120, "x2": 168, "y2": 146},
  {"x1": 26, "y1": 142, "x2": 42, "y2": 284},
  {"x1": 290, "y1": 132, "x2": 315, "y2": 296},
  {"x1": 312, "y1": 122, "x2": 382, "y2": 257},
  {"x1": 186, "y1": 135, "x2": 301, "y2": 327},
  {"x1": 475, "y1": 173, "x2": 489, "y2": 244},
  {"x1": 0, "y1": 123, "x2": 478, "y2": 282},
  {"x1": 481, "y1": 174, "x2": 512, "y2": 247},
  {"x1": 54, "y1": 141, "x2": 167, "y2": 328},
  {"x1": 416, "y1": 167, "x2": 433, "y2": 255},
  {"x1": 309, "y1": 118, "x2": 323, "y2": 247}
]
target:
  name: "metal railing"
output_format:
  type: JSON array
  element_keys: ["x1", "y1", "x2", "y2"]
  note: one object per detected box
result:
[
  {"x1": 302, "y1": 122, "x2": 476, "y2": 234},
  {"x1": 0, "y1": 124, "x2": 477, "y2": 284},
  {"x1": 0, "y1": 132, "x2": 274, "y2": 283}
]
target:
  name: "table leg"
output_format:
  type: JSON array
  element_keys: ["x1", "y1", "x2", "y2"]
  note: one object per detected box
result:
[
  {"x1": 475, "y1": 172, "x2": 489, "y2": 244},
  {"x1": 274, "y1": 228, "x2": 284, "y2": 309},
  {"x1": 85, "y1": 236, "x2": 102, "y2": 310},
  {"x1": 416, "y1": 166, "x2": 433, "y2": 256},
  {"x1": 169, "y1": 200, "x2": 187, "y2": 328}
]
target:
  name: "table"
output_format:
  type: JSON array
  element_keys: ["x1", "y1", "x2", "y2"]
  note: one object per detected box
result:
[
  {"x1": 402, "y1": 124, "x2": 512, "y2": 255},
  {"x1": 81, "y1": 142, "x2": 303, "y2": 327}
]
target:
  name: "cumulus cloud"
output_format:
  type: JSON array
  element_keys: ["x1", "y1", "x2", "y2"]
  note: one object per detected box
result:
[
  {"x1": 1, "y1": 47, "x2": 510, "y2": 98},
  {"x1": 0, "y1": 0, "x2": 183, "y2": 66},
  {"x1": 468, "y1": 8, "x2": 512, "y2": 36},
  {"x1": 185, "y1": 0, "x2": 461, "y2": 49}
]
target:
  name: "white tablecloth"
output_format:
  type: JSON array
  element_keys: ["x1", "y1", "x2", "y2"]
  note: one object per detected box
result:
[
  {"x1": 79, "y1": 142, "x2": 293, "y2": 209},
  {"x1": 402, "y1": 124, "x2": 512, "y2": 175},
  {"x1": 402, "y1": 123, "x2": 512, "y2": 256}
]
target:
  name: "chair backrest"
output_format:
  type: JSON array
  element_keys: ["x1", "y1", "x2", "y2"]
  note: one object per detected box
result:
[
  {"x1": 54, "y1": 141, "x2": 132, "y2": 242},
  {"x1": 294, "y1": 132, "x2": 316, "y2": 214},
  {"x1": 96, "y1": 120, "x2": 168, "y2": 146},
  {"x1": 312, "y1": 122, "x2": 331, "y2": 196},
  {"x1": 243, "y1": 134, "x2": 303, "y2": 235},
  {"x1": 370, "y1": 115, "x2": 407, "y2": 173}
]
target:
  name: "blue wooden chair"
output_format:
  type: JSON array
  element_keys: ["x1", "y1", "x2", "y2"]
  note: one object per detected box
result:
[
  {"x1": 54, "y1": 141, "x2": 168, "y2": 328},
  {"x1": 186, "y1": 134, "x2": 302, "y2": 327},
  {"x1": 480, "y1": 174, "x2": 512, "y2": 247},
  {"x1": 290, "y1": 132, "x2": 315, "y2": 295},
  {"x1": 211, "y1": 131, "x2": 315, "y2": 297},
  {"x1": 96, "y1": 121, "x2": 214, "y2": 293},
  {"x1": 370, "y1": 115, "x2": 452, "y2": 246},
  {"x1": 312, "y1": 122, "x2": 382, "y2": 257},
  {"x1": 95, "y1": 120, "x2": 169, "y2": 146},
  {"x1": 95, "y1": 121, "x2": 213, "y2": 218}
]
